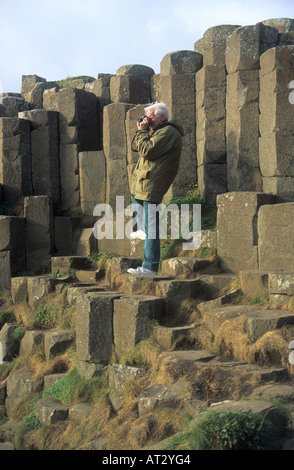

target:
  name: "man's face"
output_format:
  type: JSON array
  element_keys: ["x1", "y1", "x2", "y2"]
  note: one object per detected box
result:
[{"x1": 146, "y1": 110, "x2": 164, "y2": 130}]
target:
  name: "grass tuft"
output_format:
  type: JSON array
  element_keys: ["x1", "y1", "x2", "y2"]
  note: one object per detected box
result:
[
  {"x1": 166, "y1": 409, "x2": 275, "y2": 450},
  {"x1": 42, "y1": 366, "x2": 108, "y2": 406}
]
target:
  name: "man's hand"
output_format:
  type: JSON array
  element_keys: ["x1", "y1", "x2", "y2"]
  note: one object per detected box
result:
[{"x1": 137, "y1": 116, "x2": 150, "y2": 131}]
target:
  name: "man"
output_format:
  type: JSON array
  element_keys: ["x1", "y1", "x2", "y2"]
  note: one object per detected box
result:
[{"x1": 127, "y1": 102, "x2": 184, "y2": 276}]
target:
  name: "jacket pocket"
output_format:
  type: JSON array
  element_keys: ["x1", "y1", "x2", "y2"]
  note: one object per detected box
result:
[{"x1": 139, "y1": 170, "x2": 150, "y2": 181}]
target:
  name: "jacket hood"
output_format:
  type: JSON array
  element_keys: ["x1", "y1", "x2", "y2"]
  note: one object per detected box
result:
[{"x1": 157, "y1": 120, "x2": 185, "y2": 136}]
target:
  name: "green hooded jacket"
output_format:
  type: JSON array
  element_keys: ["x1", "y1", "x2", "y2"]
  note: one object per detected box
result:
[{"x1": 130, "y1": 120, "x2": 184, "y2": 203}]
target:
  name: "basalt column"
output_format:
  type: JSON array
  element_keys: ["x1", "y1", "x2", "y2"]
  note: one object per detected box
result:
[
  {"x1": 195, "y1": 25, "x2": 239, "y2": 205},
  {"x1": 103, "y1": 102, "x2": 133, "y2": 209},
  {"x1": 44, "y1": 87, "x2": 99, "y2": 210},
  {"x1": 225, "y1": 23, "x2": 278, "y2": 192},
  {"x1": 18, "y1": 109, "x2": 60, "y2": 205},
  {"x1": 259, "y1": 45, "x2": 294, "y2": 200},
  {"x1": 110, "y1": 64, "x2": 154, "y2": 105},
  {"x1": 85, "y1": 73, "x2": 113, "y2": 150},
  {"x1": 196, "y1": 65, "x2": 227, "y2": 206},
  {"x1": 226, "y1": 69, "x2": 260, "y2": 191},
  {"x1": 0, "y1": 117, "x2": 32, "y2": 202}
]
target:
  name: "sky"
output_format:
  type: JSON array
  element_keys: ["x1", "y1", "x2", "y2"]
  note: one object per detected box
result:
[{"x1": 0, "y1": 0, "x2": 294, "y2": 93}]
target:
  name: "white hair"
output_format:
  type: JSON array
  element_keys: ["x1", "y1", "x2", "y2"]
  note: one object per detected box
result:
[{"x1": 145, "y1": 102, "x2": 169, "y2": 120}]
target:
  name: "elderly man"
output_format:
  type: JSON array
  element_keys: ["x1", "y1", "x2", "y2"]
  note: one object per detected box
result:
[{"x1": 128, "y1": 102, "x2": 184, "y2": 276}]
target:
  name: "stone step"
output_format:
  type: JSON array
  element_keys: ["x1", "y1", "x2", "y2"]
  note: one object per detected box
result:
[
  {"x1": 69, "y1": 402, "x2": 95, "y2": 425},
  {"x1": 66, "y1": 283, "x2": 110, "y2": 305},
  {"x1": 137, "y1": 380, "x2": 195, "y2": 416},
  {"x1": 197, "y1": 273, "x2": 239, "y2": 299},
  {"x1": 103, "y1": 256, "x2": 240, "y2": 310},
  {"x1": 239, "y1": 270, "x2": 294, "y2": 309},
  {"x1": 244, "y1": 309, "x2": 294, "y2": 342},
  {"x1": 113, "y1": 273, "x2": 173, "y2": 295},
  {"x1": 51, "y1": 256, "x2": 90, "y2": 275},
  {"x1": 108, "y1": 364, "x2": 147, "y2": 412},
  {"x1": 208, "y1": 399, "x2": 286, "y2": 435},
  {"x1": 97, "y1": 226, "x2": 217, "y2": 262},
  {"x1": 160, "y1": 257, "x2": 214, "y2": 277},
  {"x1": 35, "y1": 398, "x2": 69, "y2": 426},
  {"x1": 203, "y1": 304, "x2": 259, "y2": 336},
  {"x1": 107, "y1": 271, "x2": 239, "y2": 309},
  {"x1": 97, "y1": 234, "x2": 143, "y2": 259},
  {"x1": 74, "y1": 269, "x2": 105, "y2": 283},
  {"x1": 268, "y1": 272, "x2": 294, "y2": 309},
  {"x1": 159, "y1": 349, "x2": 217, "y2": 366},
  {"x1": 252, "y1": 383, "x2": 294, "y2": 402},
  {"x1": 113, "y1": 295, "x2": 166, "y2": 360},
  {"x1": 142, "y1": 397, "x2": 288, "y2": 451},
  {"x1": 197, "y1": 289, "x2": 241, "y2": 315},
  {"x1": 76, "y1": 291, "x2": 125, "y2": 365},
  {"x1": 158, "y1": 349, "x2": 289, "y2": 400},
  {"x1": 11, "y1": 275, "x2": 56, "y2": 306},
  {"x1": 5, "y1": 371, "x2": 36, "y2": 417},
  {"x1": 44, "y1": 329, "x2": 75, "y2": 362},
  {"x1": 203, "y1": 303, "x2": 294, "y2": 341},
  {"x1": 6, "y1": 371, "x2": 36, "y2": 398},
  {"x1": 154, "y1": 278, "x2": 205, "y2": 322},
  {"x1": 200, "y1": 305, "x2": 294, "y2": 342},
  {"x1": 89, "y1": 437, "x2": 107, "y2": 450},
  {"x1": 20, "y1": 330, "x2": 44, "y2": 355},
  {"x1": 152, "y1": 322, "x2": 200, "y2": 350},
  {"x1": 107, "y1": 275, "x2": 204, "y2": 327},
  {"x1": 0, "y1": 323, "x2": 20, "y2": 361},
  {"x1": 239, "y1": 270, "x2": 269, "y2": 298},
  {"x1": 43, "y1": 373, "x2": 67, "y2": 390}
]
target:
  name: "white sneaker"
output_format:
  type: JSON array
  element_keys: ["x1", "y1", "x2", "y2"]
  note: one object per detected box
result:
[
  {"x1": 129, "y1": 230, "x2": 146, "y2": 240},
  {"x1": 127, "y1": 266, "x2": 157, "y2": 276}
]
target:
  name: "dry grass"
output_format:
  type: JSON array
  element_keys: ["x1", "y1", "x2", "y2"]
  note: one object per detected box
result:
[
  {"x1": 213, "y1": 317, "x2": 251, "y2": 361},
  {"x1": 282, "y1": 296, "x2": 294, "y2": 312},
  {"x1": 104, "y1": 398, "x2": 190, "y2": 450},
  {"x1": 119, "y1": 338, "x2": 167, "y2": 383},
  {"x1": 189, "y1": 322, "x2": 214, "y2": 351},
  {"x1": 8, "y1": 391, "x2": 40, "y2": 422},
  {"x1": 157, "y1": 351, "x2": 261, "y2": 403},
  {"x1": 27, "y1": 396, "x2": 113, "y2": 450},
  {"x1": 24, "y1": 421, "x2": 70, "y2": 450},
  {"x1": 201, "y1": 365, "x2": 261, "y2": 401},
  {"x1": 34, "y1": 348, "x2": 76, "y2": 385},
  {"x1": 1, "y1": 287, "x2": 76, "y2": 331},
  {"x1": 176, "y1": 298, "x2": 202, "y2": 325},
  {"x1": 30, "y1": 289, "x2": 76, "y2": 330},
  {"x1": 213, "y1": 316, "x2": 294, "y2": 367},
  {"x1": 0, "y1": 347, "x2": 75, "y2": 390},
  {"x1": 2, "y1": 250, "x2": 294, "y2": 450},
  {"x1": 101, "y1": 338, "x2": 191, "y2": 450},
  {"x1": 247, "y1": 328, "x2": 293, "y2": 367},
  {"x1": 4, "y1": 314, "x2": 293, "y2": 450}
]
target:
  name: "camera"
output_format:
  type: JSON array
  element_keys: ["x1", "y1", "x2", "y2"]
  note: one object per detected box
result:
[{"x1": 138, "y1": 115, "x2": 147, "y2": 123}]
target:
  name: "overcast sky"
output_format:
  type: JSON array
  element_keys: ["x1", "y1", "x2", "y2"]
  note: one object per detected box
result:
[{"x1": 0, "y1": 0, "x2": 294, "y2": 93}]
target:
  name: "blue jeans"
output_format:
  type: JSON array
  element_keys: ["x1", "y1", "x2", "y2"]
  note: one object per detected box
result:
[{"x1": 131, "y1": 194, "x2": 160, "y2": 272}]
